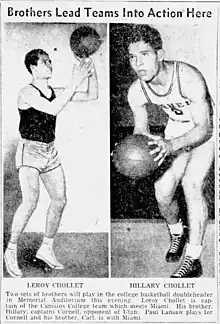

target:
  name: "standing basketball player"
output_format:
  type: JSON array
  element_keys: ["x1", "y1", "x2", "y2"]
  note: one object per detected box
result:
[
  {"x1": 125, "y1": 25, "x2": 214, "y2": 277},
  {"x1": 4, "y1": 49, "x2": 97, "y2": 277}
]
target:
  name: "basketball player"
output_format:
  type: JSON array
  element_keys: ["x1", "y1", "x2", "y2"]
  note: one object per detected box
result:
[
  {"x1": 126, "y1": 25, "x2": 214, "y2": 278},
  {"x1": 4, "y1": 49, "x2": 97, "y2": 277}
]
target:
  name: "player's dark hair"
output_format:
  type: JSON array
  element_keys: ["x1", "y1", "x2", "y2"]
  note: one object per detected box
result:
[
  {"x1": 24, "y1": 49, "x2": 49, "y2": 74},
  {"x1": 124, "y1": 24, "x2": 163, "y2": 52}
]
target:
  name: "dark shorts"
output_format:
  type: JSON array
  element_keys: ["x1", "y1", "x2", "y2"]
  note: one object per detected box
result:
[{"x1": 16, "y1": 139, "x2": 61, "y2": 173}]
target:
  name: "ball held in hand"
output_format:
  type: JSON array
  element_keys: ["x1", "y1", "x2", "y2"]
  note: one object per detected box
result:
[
  {"x1": 70, "y1": 26, "x2": 102, "y2": 58},
  {"x1": 113, "y1": 134, "x2": 158, "y2": 179}
]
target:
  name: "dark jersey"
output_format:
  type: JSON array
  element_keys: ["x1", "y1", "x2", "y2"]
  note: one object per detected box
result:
[{"x1": 18, "y1": 84, "x2": 56, "y2": 143}]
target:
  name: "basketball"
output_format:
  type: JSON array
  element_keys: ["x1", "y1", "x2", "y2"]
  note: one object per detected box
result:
[
  {"x1": 113, "y1": 134, "x2": 158, "y2": 179},
  {"x1": 70, "y1": 26, "x2": 102, "y2": 58}
]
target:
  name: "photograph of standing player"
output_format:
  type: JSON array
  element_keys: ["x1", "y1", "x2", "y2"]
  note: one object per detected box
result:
[
  {"x1": 3, "y1": 23, "x2": 108, "y2": 278},
  {"x1": 110, "y1": 23, "x2": 216, "y2": 278},
  {"x1": 4, "y1": 49, "x2": 94, "y2": 277}
]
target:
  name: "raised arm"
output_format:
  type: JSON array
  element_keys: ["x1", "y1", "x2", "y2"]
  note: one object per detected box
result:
[
  {"x1": 71, "y1": 58, "x2": 98, "y2": 102},
  {"x1": 18, "y1": 60, "x2": 91, "y2": 116},
  {"x1": 55, "y1": 58, "x2": 98, "y2": 102}
]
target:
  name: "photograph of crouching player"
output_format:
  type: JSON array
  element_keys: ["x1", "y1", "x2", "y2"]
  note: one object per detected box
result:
[{"x1": 110, "y1": 23, "x2": 216, "y2": 278}]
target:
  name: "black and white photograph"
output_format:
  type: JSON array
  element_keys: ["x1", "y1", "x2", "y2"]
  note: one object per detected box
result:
[
  {"x1": 1, "y1": 1, "x2": 220, "y2": 324},
  {"x1": 3, "y1": 22, "x2": 109, "y2": 278},
  {"x1": 110, "y1": 23, "x2": 216, "y2": 278}
]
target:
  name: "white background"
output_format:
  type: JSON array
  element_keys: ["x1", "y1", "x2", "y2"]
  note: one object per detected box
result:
[{"x1": 3, "y1": 22, "x2": 109, "y2": 233}]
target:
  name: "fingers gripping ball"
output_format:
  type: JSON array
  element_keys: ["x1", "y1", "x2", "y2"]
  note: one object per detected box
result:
[
  {"x1": 70, "y1": 26, "x2": 102, "y2": 59},
  {"x1": 113, "y1": 134, "x2": 158, "y2": 179}
]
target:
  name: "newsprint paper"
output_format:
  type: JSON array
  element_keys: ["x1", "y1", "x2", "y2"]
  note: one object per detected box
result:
[{"x1": 0, "y1": 1, "x2": 219, "y2": 324}]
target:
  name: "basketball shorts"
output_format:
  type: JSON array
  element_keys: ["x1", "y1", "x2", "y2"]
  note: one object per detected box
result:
[
  {"x1": 16, "y1": 139, "x2": 61, "y2": 174},
  {"x1": 164, "y1": 119, "x2": 194, "y2": 140},
  {"x1": 165, "y1": 118, "x2": 215, "y2": 143}
]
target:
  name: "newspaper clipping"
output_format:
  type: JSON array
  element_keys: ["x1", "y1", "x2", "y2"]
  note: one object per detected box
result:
[{"x1": 1, "y1": 1, "x2": 219, "y2": 324}]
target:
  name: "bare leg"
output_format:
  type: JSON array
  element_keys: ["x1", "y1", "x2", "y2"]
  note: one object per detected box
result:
[
  {"x1": 36, "y1": 166, "x2": 67, "y2": 269},
  {"x1": 155, "y1": 152, "x2": 190, "y2": 224},
  {"x1": 10, "y1": 168, "x2": 40, "y2": 242},
  {"x1": 154, "y1": 152, "x2": 190, "y2": 262},
  {"x1": 182, "y1": 141, "x2": 214, "y2": 245},
  {"x1": 171, "y1": 141, "x2": 214, "y2": 278},
  {"x1": 4, "y1": 167, "x2": 40, "y2": 277},
  {"x1": 40, "y1": 166, "x2": 67, "y2": 238}
]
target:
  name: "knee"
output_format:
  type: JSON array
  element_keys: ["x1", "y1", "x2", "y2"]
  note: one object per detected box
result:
[
  {"x1": 155, "y1": 182, "x2": 173, "y2": 206},
  {"x1": 22, "y1": 195, "x2": 39, "y2": 213},
  {"x1": 51, "y1": 196, "x2": 67, "y2": 211}
]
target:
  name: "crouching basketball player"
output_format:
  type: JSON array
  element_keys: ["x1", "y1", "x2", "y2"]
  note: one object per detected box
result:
[
  {"x1": 4, "y1": 49, "x2": 97, "y2": 277},
  {"x1": 126, "y1": 25, "x2": 214, "y2": 278}
]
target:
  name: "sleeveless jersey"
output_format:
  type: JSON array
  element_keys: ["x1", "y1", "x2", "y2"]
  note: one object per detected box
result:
[
  {"x1": 18, "y1": 85, "x2": 57, "y2": 143},
  {"x1": 128, "y1": 61, "x2": 195, "y2": 139}
]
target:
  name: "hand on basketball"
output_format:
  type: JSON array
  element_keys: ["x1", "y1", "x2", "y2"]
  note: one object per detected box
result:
[
  {"x1": 84, "y1": 57, "x2": 95, "y2": 77},
  {"x1": 72, "y1": 59, "x2": 92, "y2": 89},
  {"x1": 148, "y1": 138, "x2": 173, "y2": 166},
  {"x1": 134, "y1": 131, "x2": 161, "y2": 141}
]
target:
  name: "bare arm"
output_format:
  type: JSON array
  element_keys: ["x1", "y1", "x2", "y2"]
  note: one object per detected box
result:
[
  {"x1": 149, "y1": 63, "x2": 214, "y2": 165},
  {"x1": 19, "y1": 60, "x2": 91, "y2": 116},
  {"x1": 132, "y1": 104, "x2": 150, "y2": 135},
  {"x1": 170, "y1": 63, "x2": 213, "y2": 152},
  {"x1": 71, "y1": 60, "x2": 98, "y2": 102},
  {"x1": 54, "y1": 58, "x2": 98, "y2": 102},
  {"x1": 128, "y1": 82, "x2": 160, "y2": 139},
  {"x1": 128, "y1": 82, "x2": 149, "y2": 135}
]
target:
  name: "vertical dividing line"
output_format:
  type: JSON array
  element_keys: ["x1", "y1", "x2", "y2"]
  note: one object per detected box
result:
[
  {"x1": 107, "y1": 22, "x2": 111, "y2": 279},
  {"x1": 216, "y1": 4, "x2": 220, "y2": 324},
  {"x1": 0, "y1": 0, "x2": 3, "y2": 300}
]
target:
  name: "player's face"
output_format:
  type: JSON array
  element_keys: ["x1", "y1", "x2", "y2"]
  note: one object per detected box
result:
[
  {"x1": 33, "y1": 54, "x2": 52, "y2": 79},
  {"x1": 128, "y1": 41, "x2": 163, "y2": 82}
]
